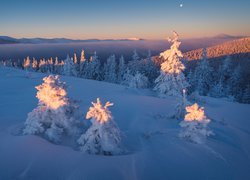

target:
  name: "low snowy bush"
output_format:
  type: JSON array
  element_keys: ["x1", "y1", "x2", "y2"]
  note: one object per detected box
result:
[
  {"x1": 78, "y1": 98, "x2": 122, "y2": 155},
  {"x1": 179, "y1": 103, "x2": 213, "y2": 144}
]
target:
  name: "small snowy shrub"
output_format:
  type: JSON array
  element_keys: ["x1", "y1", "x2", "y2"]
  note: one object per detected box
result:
[
  {"x1": 23, "y1": 75, "x2": 82, "y2": 143},
  {"x1": 78, "y1": 98, "x2": 122, "y2": 155},
  {"x1": 179, "y1": 103, "x2": 213, "y2": 144}
]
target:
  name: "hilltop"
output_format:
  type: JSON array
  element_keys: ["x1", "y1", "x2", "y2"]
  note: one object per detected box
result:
[
  {"x1": 183, "y1": 37, "x2": 250, "y2": 60},
  {"x1": 0, "y1": 67, "x2": 250, "y2": 179}
]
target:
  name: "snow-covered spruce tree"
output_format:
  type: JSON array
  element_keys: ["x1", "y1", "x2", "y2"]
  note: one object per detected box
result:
[
  {"x1": 179, "y1": 103, "x2": 213, "y2": 144},
  {"x1": 228, "y1": 65, "x2": 242, "y2": 100},
  {"x1": 73, "y1": 52, "x2": 80, "y2": 74},
  {"x1": 117, "y1": 56, "x2": 126, "y2": 83},
  {"x1": 128, "y1": 71, "x2": 149, "y2": 89},
  {"x1": 104, "y1": 55, "x2": 117, "y2": 83},
  {"x1": 63, "y1": 55, "x2": 77, "y2": 77},
  {"x1": 23, "y1": 56, "x2": 32, "y2": 77},
  {"x1": 80, "y1": 50, "x2": 86, "y2": 63},
  {"x1": 154, "y1": 31, "x2": 189, "y2": 97},
  {"x1": 173, "y1": 89, "x2": 191, "y2": 120},
  {"x1": 32, "y1": 58, "x2": 39, "y2": 71},
  {"x1": 77, "y1": 98, "x2": 122, "y2": 155},
  {"x1": 194, "y1": 48, "x2": 213, "y2": 96},
  {"x1": 83, "y1": 52, "x2": 102, "y2": 80},
  {"x1": 242, "y1": 85, "x2": 250, "y2": 104},
  {"x1": 186, "y1": 70, "x2": 196, "y2": 93},
  {"x1": 23, "y1": 75, "x2": 82, "y2": 143},
  {"x1": 39, "y1": 59, "x2": 48, "y2": 73},
  {"x1": 23, "y1": 56, "x2": 31, "y2": 70},
  {"x1": 79, "y1": 50, "x2": 87, "y2": 77},
  {"x1": 122, "y1": 68, "x2": 133, "y2": 86},
  {"x1": 127, "y1": 49, "x2": 141, "y2": 75},
  {"x1": 209, "y1": 78, "x2": 225, "y2": 98},
  {"x1": 140, "y1": 50, "x2": 159, "y2": 86}
]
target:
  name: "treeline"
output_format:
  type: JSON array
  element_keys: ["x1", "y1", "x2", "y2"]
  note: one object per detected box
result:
[
  {"x1": 0, "y1": 50, "x2": 159, "y2": 89},
  {"x1": 1, "y1": 48, "x2": 249, "y2": 104}
]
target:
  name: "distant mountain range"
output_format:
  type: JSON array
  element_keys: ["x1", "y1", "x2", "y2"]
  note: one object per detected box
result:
[
  {"x1": 0, "y1": 34, "x2": 246, "y2": 45},
  {"x1": 0, "y1": 36, "x2": 144, "y2": 44}
]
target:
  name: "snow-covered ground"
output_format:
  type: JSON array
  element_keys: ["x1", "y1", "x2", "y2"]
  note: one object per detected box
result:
[{"x1": 0, "y1": 67, "x2": 250, "y2": 180}]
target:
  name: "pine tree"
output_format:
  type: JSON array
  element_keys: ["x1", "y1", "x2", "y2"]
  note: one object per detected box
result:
[
  {"x1": 154, "y1": 31, "x2": 189, "y2": 97},
  {"x1": 242, "y1": 85, "x2": 250, "y2": 104},
  {"x1": 128, "y1": 71, "x2": 149, "y2": 89},
  {"x1": 104, "y1": 55, "x2": 117, "y2": 83},
  {"x1": 228, "y1": 65, "x2": 242, "y2": 100},
  {"x1": 86, "y1": 51, "x2": 102, "y2": 80},
  {"x1": 32, "y1": 58, "x2": 39, "y2": 71},
  {"x1": 23, "y1": 75, "x2": 82, "y2": 143},
  {"x1": 179, "y1": 103, "x2": 213, "y2": 144},
  {"x1": 194, "y1": 48, "x2": 213, "y2": 96},
  {"x1": 80, "y1": 50, "x2": 86, "y2": 63},
  {"x1": 217, "y1": 56, "x2": 233, "y2": 96},
  {"x1": 209, "y1": 78, "x2": 225, "y2": 98},
  {"x1": 77, "y1": 98, "x2": 122, "y2": 155},
  {"x1": 141, "y1": 50, "x2": 159, "y2": 86},
  {"x1": 23, "y1": 56, "x2": 31, "y2": 70},
  {"x1": 38, "y1": 59, "x2": 48, "y2": 73},
  {"x1": 79, "y1": 50, "x2": 87, "y2": 77},
  {"x1": 63, "y1": 55, "x2": 77, "y2": 76},
  {"x1": 122, "y1": 68, "x2": 133, "y2": 86},
  {"x1": 186, "y1": 70, "x2": 196, "y2": 93},
  {"x1": 73, "y1": 53, "x2": 78, "y2": 64},
  {"x1": 128, "y1": 49, "x2": 141, "y2": 75},
  {"x1": 173, "y1": 89, "x2": 191, "y2": 120},
  {"x1": 47, "y1": 57, "x2": 54, "y2": 73},
  {"x1": 117, "y1": 56, "x2": 126, "y2": 83}
]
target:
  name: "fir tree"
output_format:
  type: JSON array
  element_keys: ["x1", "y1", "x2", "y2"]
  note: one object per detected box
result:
[
  {"x1": 104, "y1": 55, "x2": 117, "y2": 83},
  {"x1": 128, "y1": 49, "x2": 141, "y2": 75},
  {"x1": 88, "y1": 51, "x2": 102, "y2": 80},
  {"x1": 194, "y1": 48, "x2": 213, "y2": 96},
  {"x1": 23, "y1": 75, "x2": 82, "y2": 143},
  {"x1": 209, "y1": 78, "x2": 225, "y2": 98},
  {"x1": 117, "y1": 56, "x2": 126, "y2": 83},
  {"x1": 179, "y1": 103, "x2": 213, "y2": 144},
  {"x1": 173, "y1": 89, "x2": 191, "y2": 120},
  {"x1": 141, "y1": 50, "x2": 159, "y2": 86},
  {"x1": 128, "y1": 71, "x2": 149, "y2": 89},
  {"x1": 154, "y1": 31, "x2": 189, "y2": 97},
  {"x1": 63, "y1": 55, "x2": 77, "y2": 76},
  {"x1": 78, "y1": 98, "x2": 122, "y2": 155},
  {"x1": 228, "y1": 65, "x2": 242, "y2": 100},
  {"x1": 242, "y1": 85, "x2": 250, "y2": 104},
  {"x1": 79, "y1": 50, "x2": 87, "y2": 77}
]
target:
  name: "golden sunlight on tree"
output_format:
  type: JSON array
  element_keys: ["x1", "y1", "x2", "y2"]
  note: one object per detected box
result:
[{"x1": 36, "y1": 75, "x2": 68, "y2": 110}]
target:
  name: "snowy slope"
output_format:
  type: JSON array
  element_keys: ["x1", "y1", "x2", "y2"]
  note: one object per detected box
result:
[{"x1": 0, "y1": 67, "x2": 250, "y2": 180}]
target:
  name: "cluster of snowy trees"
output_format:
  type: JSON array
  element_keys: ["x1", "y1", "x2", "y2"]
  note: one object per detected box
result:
[
  {"x1": 21, "y1": 32, "x2": 218, "y2": 150},
  {"x1": 23, "y1": 75, "x2": 122, "y2": 155},
  {"x1": 0, "y1": 49, "x2": 158, "y2": 89},
  {"x1": 186, "y1": 49, "x2": 250, "y2": 103}
]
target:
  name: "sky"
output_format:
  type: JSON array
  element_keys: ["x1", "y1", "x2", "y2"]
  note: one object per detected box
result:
[{"x1": 0, "y1": 0, "x2": 250, "y2": 39}]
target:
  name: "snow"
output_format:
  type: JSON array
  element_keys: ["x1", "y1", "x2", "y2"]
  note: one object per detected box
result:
[{"x1": 0, "y1": 67, "x2": 250, "y2": 179}]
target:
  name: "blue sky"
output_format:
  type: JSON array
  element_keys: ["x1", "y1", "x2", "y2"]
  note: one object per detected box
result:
[{"x1": 0, "y1": 0, "x2": 250, "y2": 39}]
